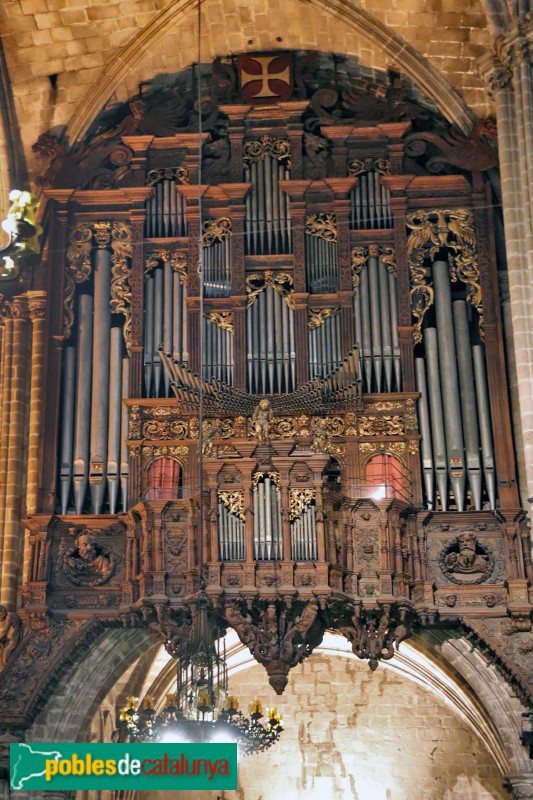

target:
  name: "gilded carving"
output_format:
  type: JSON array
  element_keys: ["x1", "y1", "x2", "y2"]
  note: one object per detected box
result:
[
  {"x1": 110, "y1": 222, "x2": 133, "y2": 348},
  {"x1": 380, "y1": 246, "x2": 396, "y2": 274},
  {"x1": 141, "y1": 445, "x2": 188, "y2": 466},
  {"x1": 252, "y1": 471, "x2": 280, "y2": 490},
  {"x1": 145, "y1": 249, "x2": 188, "y2": 284},
  {"x1": 92, "y1": 220, "x2": 112, "y2": 248},
  {"x1": 360, "y1": 441, "x2": 407, "y2": 467},
  {"x1": 202, "y1": 420, "x2": 220, "y2": 456},
  {"x1": 351, "y1": 246, "x2": 368, "y2": 287},
  {"x1": 208, "y1": 311, "x2": 234, "y2": 333},
  {"x1": 246, "y1": 270, "x2": 294, "y2": 308},
  {"x1": 218, "y1": 491, "x2": 245, "y2": 521},
  {"x1": 359, "y1": 415, "x2": 404, "y2": 436},
  {"x1": 305, "y1": 212, "x2": 337, "y2": 242},
  {"x1": 243, "y1": 136, "x2": 291, "y2": 167},
  {"x1": 406, "y1": 209, "x2": 483, "y2": 343},
  {"x1": 129, "y1": 405, "x2": 141, "y2": 439},
  {"x1": 311, "y1": 417, "x2": 331, "y2": 454},
  {"x1": 290, "y1": 489, "x2": 316, "y2": 520},
  {"x1": 146, "y1": 166, "x2": 189, "y2": 185},
  {"x1": 251, "y1": 399, "x2": 272, "y2": 443},
  {"x1": 202, "y1": 217, "x2": 232, "y2": 246},
  {"x1": 64, "y1": 223, "x2": 93, "y2": 340},
  {"x1": 142, "y1": 419, "x2": 189, "y2": 440},
  {"x1": 348, "y1": 157, "x2": 390, "y2": 177},
  {"x1": 308, "y1": 307, "x2": 340, "y2": 330}
]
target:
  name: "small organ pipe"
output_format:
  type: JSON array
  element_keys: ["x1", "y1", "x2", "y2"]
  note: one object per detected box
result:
[
  {"x1": 163, "y1": 179, "x2": 170, "y2": 236},
  {"x1": 289, "y1": 299, "x2": 296, "y2": 389},
  {"x1": 247, "y1": 305, "x2": 253, "y2": 389},
  {"x1": 73, "y1": 295, "x2": 93, "y2": 514},
  {"x1": 432, "y1": 260, "x2": 465, "y2": 511},
  {"x1": 453, "y1": 300, "x2": 482, "y2": 510},
  {"x1": 90, "y1": 249, "x2": 112, "y2": 514},
  {"x1": 265, "y1": 477, "x2": 273, "y2": 560},
  {"x1": 267, "y1": 282, "x2": 275, "y2": 389},
  {"x1": 425, "y1": 327, "x2": 448, "y2": 510},
  {"x1": 265, "y1": 157, "x2": 273, "y2": 253},
  {"x1": 415, "y1": 357, "x2": 435, "y2": 507},
  {"x1": 274, "y1": 282, "x2": 283, "y2": 388},
  {"x1": 60, "y1": 345, "x2": 76, "y2": 514},
  {"x1": 473, "y1": 344, "x2": 497, "y2": 510},
  {"x1": 173, "y1": 273, "x2": 182, "y2": 360},
  {"x1": 107, "y1": 326, "x2": 123, "y2": 514},
  {"x1": 259, "y1": 290, "x2": 267, "y2": 391}
]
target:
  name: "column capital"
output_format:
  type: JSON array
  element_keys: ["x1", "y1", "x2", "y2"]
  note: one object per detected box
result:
[
  {"x1": 8, "y1": 295, "x2": 29, "y2": 321},
  {"x1": 26, "y1": 290, "x2": 47, "y2": 321},
  {"x1": 477, "y1": 51, "x2": 512, "y2": 97},
  {"x1": 504, "y1": 773, "x2": 533, "y2": 799}
]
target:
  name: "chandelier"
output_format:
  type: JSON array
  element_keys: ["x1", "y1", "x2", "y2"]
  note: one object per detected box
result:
[{"x1": 118, "y1": 593, "x2": 284, "y2": 755}]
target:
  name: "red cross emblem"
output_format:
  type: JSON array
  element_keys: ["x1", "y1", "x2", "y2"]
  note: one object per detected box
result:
[{"x1": 238, "y1": 53, "x2": 292, "y2": 104}]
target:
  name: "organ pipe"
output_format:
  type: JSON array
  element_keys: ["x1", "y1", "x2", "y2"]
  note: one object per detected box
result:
[
  {"x1": 203, "y1": 317, "x2": 234, "y2": 385},
  {"x1": 145, "y1": 176, "x2": 187, "y2": 238},
  {"x1": 73, "y1": 294, "x2": 93, "y2": 514},
  {"x1": 350, "y1": 171, "x2": 392, "y2": 229},
  {"x1": 218, "y1": 503, "x2": 245, "y2": 561},
  {"x1": 120, "y1": 356, "x2": 130, "y2": 513},
  {"x1": 424, "y1": 326, "x2": 449, "y2": 510},
  {"x1": 472, "y1": 344, "x2": 496, "y2": 510},
  {"x1": 432, "y1": 260, "x2": 465, "y2": 511},
  {"x1": 107, "y1": 326, "x2": 123, "y2": 514},
  {"x1": 253, "y1": 476, "x2": 282, "y2": 560},
  {"x1": 291, "y1": 505, "x2": 317, "y2": 561},
  {"x1": 89, "y1": 248, "x2": 112, "y2": 514},
  {"x1": 59, "y1": 345, "x2": 76, "y2": 514},
  {"x1": 309, "y1": 313, "x2": 342, "y2": 379},
  {"x1": 415, "y1": 357, "x2": 435, "y2": 508}
]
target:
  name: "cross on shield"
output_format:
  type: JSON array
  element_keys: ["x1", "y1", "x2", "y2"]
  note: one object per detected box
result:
[{"x1": 237, "y1": 53, "x2": 292, "y2": 104}]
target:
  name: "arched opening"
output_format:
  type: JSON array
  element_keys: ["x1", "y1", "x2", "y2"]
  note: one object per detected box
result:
[
  {"x1": 364, "y1": 453, "x2": 410, "y2": 501},
  {"x1": 144, "y1": 457, "x2": 183, "y2": 500}
]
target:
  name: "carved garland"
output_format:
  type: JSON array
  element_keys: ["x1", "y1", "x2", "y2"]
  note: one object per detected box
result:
[
  {"x1": 207, "y1": 311, "x2": 234, "y2": 333},
  {"x1": 251, "y1": 471, "x2": 280, "y2": 490},
  {"x1": 218, "y1": 490, "x2": 245, "y2": 521},
  {"x1": 64, "y1": 221, "x2": 133, "y2": 344},
  {"x1": 290, "y1": 489, "x2": 316, "y2": 520},
  {"x1": 243, "y1": 136, "x2": 291, "y2": 167},
  {"x1": 145, "y1": 249, "x2": 188, "y2": 284},
  {"x1": 202, "y1": 217, "x2": 232, "y2": 247},
  {"x1": 305, "y1": 212, "x2": 337, "y2": 242},
  {"x1": 146, "y1": 166, "x2": 190, "y2": 186},
  {"x1": 348, "y1": 157, "x2": 390, "y2": 177},
  {"x1": 246, "y1": 270, "x2": 294, "y2": 308},
  {"x1": 406, "y1": 209, "x2": 483, "y2": 344},
  {"x1": 308, "y1": 307, "x2": 340, "y2": 330}
]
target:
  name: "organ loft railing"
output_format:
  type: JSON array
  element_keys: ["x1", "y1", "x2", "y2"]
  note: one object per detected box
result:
[{"x1": 22, "y1": 51, "x2": 532, "y2": 667}]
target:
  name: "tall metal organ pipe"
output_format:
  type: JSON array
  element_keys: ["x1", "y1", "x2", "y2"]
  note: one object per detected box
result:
[
  {"x1": 218, "y1": 502, "x2": 245, "y2": 561},
  {"x1": 89, "y1": 248, "x2": 112, "y2": 514},
  {"x1": 432, "y1": 260, "x2": 466, "y2": 510},
  {"x1": 416, "y1": 263, "x2": 497, "y2": 511},
  {"x1": 204, "y1": 238, "x2": 231, "y2": 298},
  {"x1": 73, "y1": 293, "x2": 93, "y2": 514},
  {"x1": 291, "y1": 505, "x2": 317, "y2": 561},
  {"x1": 306, "y1": 234, "x2": 339, "y2": 293},
  {"x1": 59, "y1": 345, "x2": 76, "y2": 514}
]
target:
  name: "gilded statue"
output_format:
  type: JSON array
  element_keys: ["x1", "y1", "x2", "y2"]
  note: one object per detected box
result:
[
  {"x1": 311, "y1": 417, "x2": 331, "y2": 454},
  {"x1": 202, "y1": 419, "x2": 220, "y2": 457},
  {"x1": 251, "y1": 399, "x2": 272, "y2": 444},
  {"x1": 0, "y1": 605, "x2": 22, "y2": 670},
  {"x1": 61, "y1": 532, "x2": 116, "y2": 586}
]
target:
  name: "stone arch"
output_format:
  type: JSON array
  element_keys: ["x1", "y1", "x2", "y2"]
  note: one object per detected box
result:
[{"x1": 65, "y1": 0, "x2": 477, "y2": 145}]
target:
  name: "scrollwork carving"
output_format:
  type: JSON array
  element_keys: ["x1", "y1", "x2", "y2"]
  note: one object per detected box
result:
[
  {"x1": 110, "y1": 222, "x2": 133, "y2": 348},
  {"x1": 243, "y1": 136, "x2": 291, "y2": 167},
  {"x1": 146, "y1": 166, "x2": 189, "y2": 185},
  {"x1": 308, "y1": 307, "x2": 339, "y2": 330},
  {"x1": 208, "y1": 311, "x2": 234, "y2": 333},
  {"x1": 202, "y1": 217, "x2": 232, "y2": 246},
  {"x1": 246, "y1": 270, "x2": 294, "y2": 308},
  {"x1": 351, "y1": 246, "x2": 368, "y2": 288},
  {"x1": 305, "y1": 212, "x2": 337, "y2": 242},
  {"x1": 290, "y1": 489, "x2": 316, "y2": 520},
  {"x1": 218, "y1": 491, "x2": 245, "y2": 521},
  {"x1": 348, "y1": 157, "x2": 390, "y2": 177}
]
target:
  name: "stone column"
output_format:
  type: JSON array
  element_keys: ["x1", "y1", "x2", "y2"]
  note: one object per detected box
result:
[
  {"x1": 0, "y1": 310, "x2": 13, "y2": 599},
  {"x1": 479, "y1": 25, "x2": 533, "y2": 518},
  {"x1": 505, "y1": 774, "x2": 533, "y2": 799},
  {"x1": 1, "y1": 295, "x2": 31, "y2": 609},
  {"x1": 26, "y1": 292, "x2": 47, "y2": 516}
]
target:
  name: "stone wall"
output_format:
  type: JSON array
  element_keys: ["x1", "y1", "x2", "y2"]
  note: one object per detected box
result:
[{"x1": 142, "y1": 652, "x2": 508, "y2": 800}]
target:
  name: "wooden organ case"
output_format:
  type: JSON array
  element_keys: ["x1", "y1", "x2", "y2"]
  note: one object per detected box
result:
[{"x1": 23, "y1": 51, "x2": 533, "y2": 692}]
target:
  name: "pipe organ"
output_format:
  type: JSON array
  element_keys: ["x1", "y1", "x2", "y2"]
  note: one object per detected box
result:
[{"x1": 23, "y1": 50, "x2": 528, "y2": 664}]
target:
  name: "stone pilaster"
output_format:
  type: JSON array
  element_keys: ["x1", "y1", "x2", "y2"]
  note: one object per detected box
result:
[{"x1": 505, "y1": 774, "x2": 533, "y2": 799}]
